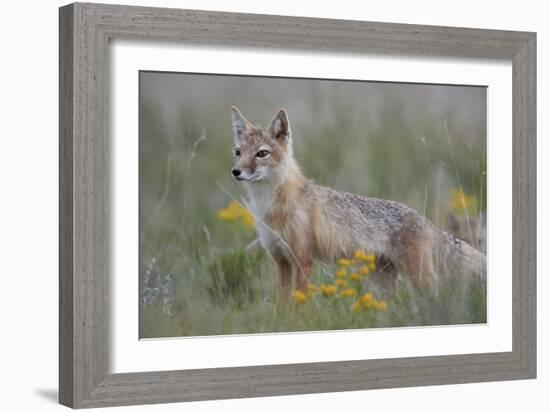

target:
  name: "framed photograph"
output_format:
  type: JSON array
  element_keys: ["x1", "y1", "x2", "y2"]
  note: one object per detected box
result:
[{"x1": 59, "y1": 2, "x2": 536, "y2": 408}]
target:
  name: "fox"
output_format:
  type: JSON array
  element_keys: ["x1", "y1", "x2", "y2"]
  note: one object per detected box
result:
[{"x1": 229, "y1": 106, "x2": 486, "y2": 299}]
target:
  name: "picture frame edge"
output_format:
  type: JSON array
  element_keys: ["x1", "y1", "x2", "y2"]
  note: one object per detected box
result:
[{"x1": 58, "y1": 2, "x2": 537, "y2": 408}]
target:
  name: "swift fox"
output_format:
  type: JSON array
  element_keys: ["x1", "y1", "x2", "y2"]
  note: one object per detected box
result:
[{"x1": 230, "y1": 107, "x2": 486, "y2": 297}]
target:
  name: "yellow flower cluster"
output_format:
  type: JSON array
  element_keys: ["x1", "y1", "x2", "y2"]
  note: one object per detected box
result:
[
  {"x1": 292, "y1": 250, "x2": 388, "y2": 314},
  {"x1": 339, "y1": 251, "x2": 377, "y2": 276},
  {"x1": 217, "y1": 200, "x2": 255, "y2": 229},
  {"x1": 293, "y1": 290, "x2": 307, "y2": 304},
  {"x1": 339, "y1": 288, "x2": 357, "y2": 298},
  {"x1": 335, "y1": 279, "x2": 347, "y2": 287},
  {"x1": 351, "y1": 293, "x2": 388, "y2": 313},
  {"x1": 449, "y1": 189, "x2": 477, "y2": 215},
  {"x1": 335, "y1": 269, "x2": 347, "y2": 278},
  {"x1": 350, "y1": 272, "x2": 361, "y2": 281},
  {"x1": 337, "y1": 258, "x2": 352, "y2": 267},
  {"x1": 319, "y1": 284, "x2": 337, "y2": 297},
  {"x1": 306, "y1": 283, "x2": 317, "y2": 296},
  {"x1": 293, "y1": 283, "x2": 322, "y2": 304}
]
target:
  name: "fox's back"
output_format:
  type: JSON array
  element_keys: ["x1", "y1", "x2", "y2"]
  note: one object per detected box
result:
[{"x1": 304, "y1": 182, "x2": 429, "y2": 261}]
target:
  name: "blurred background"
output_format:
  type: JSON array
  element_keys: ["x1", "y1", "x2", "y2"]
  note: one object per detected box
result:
[{"x1": 139, "y1": 71, "x2": 486, "y2": 338}]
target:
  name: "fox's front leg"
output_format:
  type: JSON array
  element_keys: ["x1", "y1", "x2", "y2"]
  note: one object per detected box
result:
[
  {"x1": 294, "y1": 258, "x2": 314, "y2": 292},
  {"x1": 273, "y1": 255, "x2": 293, "y2": 304}
]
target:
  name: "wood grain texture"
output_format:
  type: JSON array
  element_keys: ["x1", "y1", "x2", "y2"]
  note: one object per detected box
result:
[
  {"x1": 512, "y1": 34, "x2": 537, "y2": 374},
  {"x1": 59, "y1": 2, "x2": 537, "y2": 408},
  {"x1": 59, "y1": 4, "x2": 74, "y2": 406}
]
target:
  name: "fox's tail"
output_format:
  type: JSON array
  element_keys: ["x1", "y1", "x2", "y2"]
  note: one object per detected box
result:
[{"x1": 437, "y1": 230, "x2": 486, "y2": 278}]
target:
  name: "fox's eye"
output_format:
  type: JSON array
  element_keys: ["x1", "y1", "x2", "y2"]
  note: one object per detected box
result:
[
  {"x1": 256, "y1": 150, "x2": 270, "y2": 158},
  {"x1": 234, "y1": 149, "x2": 241, "y2": 157}
]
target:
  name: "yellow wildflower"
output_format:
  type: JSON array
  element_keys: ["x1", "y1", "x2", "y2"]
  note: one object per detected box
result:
[
  {"x1": 368, "y1": 262, "x2": 377, "y2": 273},
  {"x1": 337, "y1": 258, "x2": 352, "y2": 267},
  {"x1": 352, "y1": 292, "x2": 389, "y2": 313},
  {"x1": 335, "y1": 279, "x2": 347, "y2": 288},
  {"x1": 366, "y1": 254, "x2": 376, "y2": 263},
  {"x1": 449, "y1": 189, "x2": 476, "y2": 214},
  {"x1": 335, "y1": 269, "x2": 347, "y2": 278},
  {"x1": 360, "y1": 293, "x2": 374, "y2": 305},
  {"x1": 374, "y1": 300, "x2": 388, "y2": 311},
  {"x1": 320, "y1": 284, "x2": 337, "y2": 297},
  {"x1": 217, "y1": 200, "x2": 255, "y2": 229},
  {"x1": 354, "y1": 250, "x2": 369, "y2": 261},
  {"x1": 306, "y1": 283, "x2": 317, "y2": 298},
  {"x1": 293, "y1": 290, "x2": 307, "y2": 304},
  {"x1": 359, "y1": 265, "x2": 370, "y2": 276},
  {"x1": 241, "y1": 211, "x2": 255, "y2": 229},
  {"x1": 216, "y1": 209, "x2": 233, "y2": 221},
  {"x1": 349, "y1": 272, "x2": 361, "y2": 281},
  {"x1": 340, "y1": 288, "x2": 357, "y2": 298}
]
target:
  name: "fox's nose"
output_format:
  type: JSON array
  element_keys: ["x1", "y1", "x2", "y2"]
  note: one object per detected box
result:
[{"x1": 231, "y1": 168, "x2": 241, "y2": 177}]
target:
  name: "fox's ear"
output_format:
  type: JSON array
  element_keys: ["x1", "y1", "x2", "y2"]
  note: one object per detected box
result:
[
  {"x1": 270, "y1": 109, "x2": 291, "y2": 141},
  {"x1": 231, "y1": 106, "x2": 250, "y2": 142}
]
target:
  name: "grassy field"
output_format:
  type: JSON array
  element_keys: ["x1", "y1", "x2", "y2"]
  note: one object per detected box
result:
[{"x1": 139, "y1": 72, "x2": 487, "y2": 338}]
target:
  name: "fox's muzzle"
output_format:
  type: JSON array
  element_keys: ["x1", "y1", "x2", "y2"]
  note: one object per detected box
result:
[
  {"x1": 231, "y1": 168, "x2": 250, "y2": 181},
  {"x1": 231, "y1": 167, "x2": 259, "y2": 182}
]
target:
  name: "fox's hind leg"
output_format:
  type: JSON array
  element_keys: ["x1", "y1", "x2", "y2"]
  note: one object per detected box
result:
[
  {"x1": 398, "y1": 242, "x2": 435, "y2": 289},
  {"x1": 393, "y1": 215, "x2": 436, "y2": 289},
  {"x1": 410, "y1": 246, "x2": 435, "y2": 289},
  {"x1": 371, "y1": 256, "x2": 399, "y2": 295}
]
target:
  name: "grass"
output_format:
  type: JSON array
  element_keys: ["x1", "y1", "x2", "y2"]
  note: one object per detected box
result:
[
  {"x1": 140, "y1": 242, "x2": 486, "y2": 337},
  {"x1": 139, "y1": 73, "x2": 487, "y2": 338}
]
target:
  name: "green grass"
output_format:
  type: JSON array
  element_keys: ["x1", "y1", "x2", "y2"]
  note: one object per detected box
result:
[
  {"x1": 140, "y1": 241, "x2": 486, "y2": 337},
  {"x1": 139, "y1": 73, "x2": 487, "y2": 338}
]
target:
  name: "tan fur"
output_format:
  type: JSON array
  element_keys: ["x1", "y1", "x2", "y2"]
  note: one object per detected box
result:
[
  {"x1": 230, "y1": 107, "x2": 487, "y2": 300},
  {"x1": 394, "y1": 213, "x2": 436, "y2": 288}
]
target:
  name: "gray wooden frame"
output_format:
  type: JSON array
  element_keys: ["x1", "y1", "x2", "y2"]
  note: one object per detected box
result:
[{"x1": 59, "y1": 2, "x2": 536, "y2": 408}]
